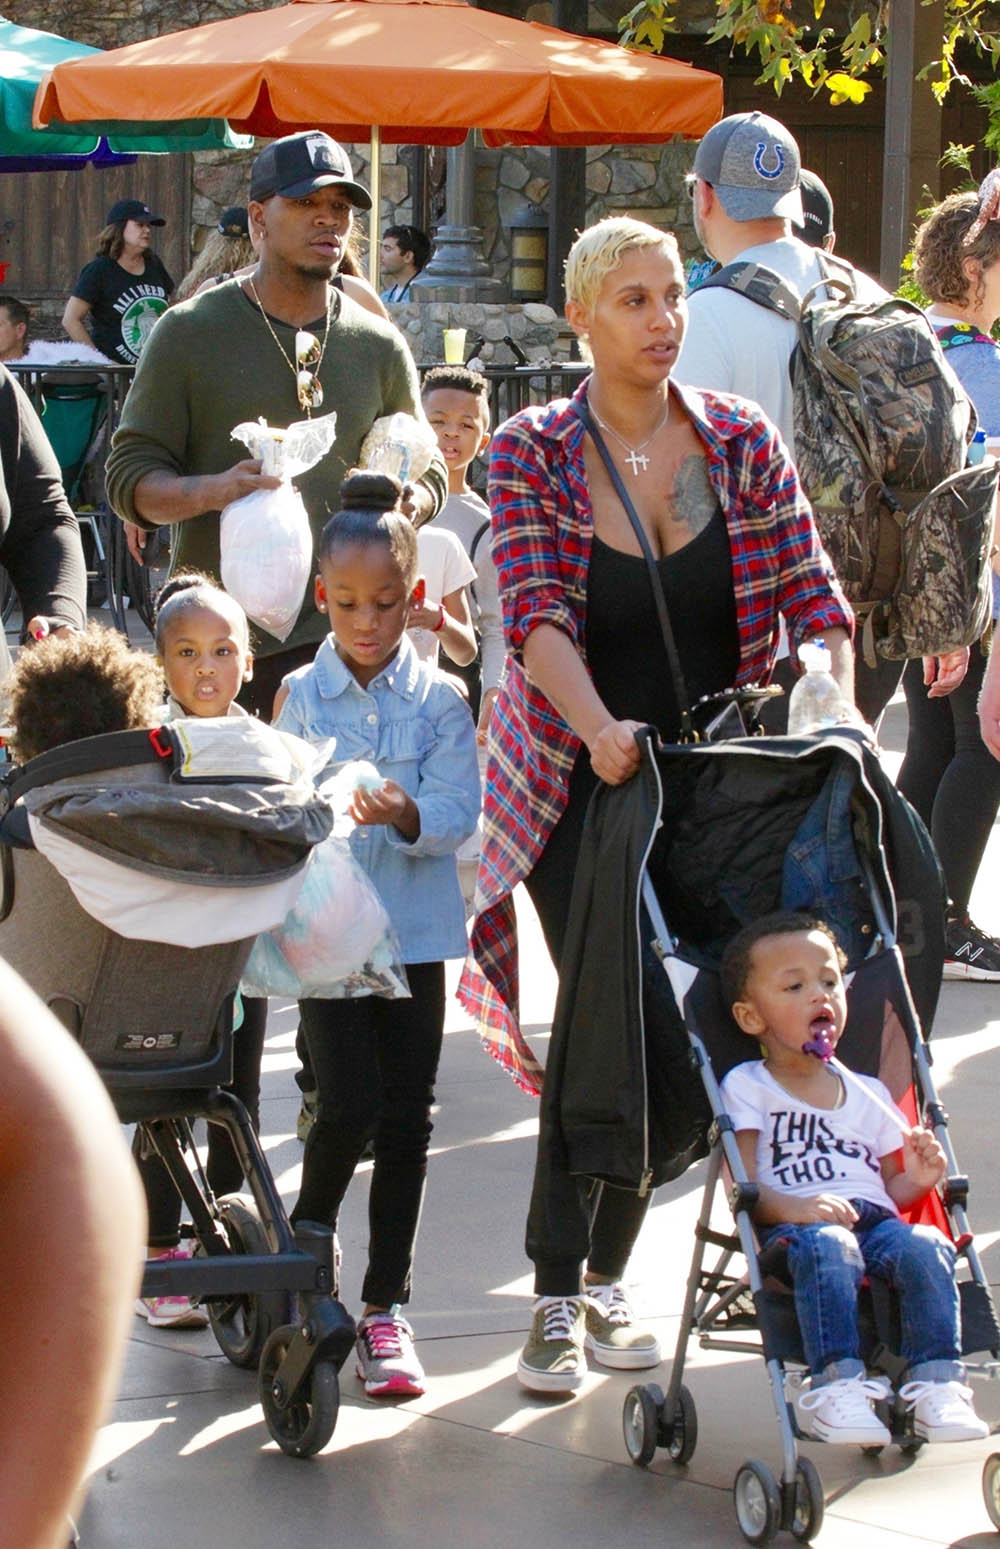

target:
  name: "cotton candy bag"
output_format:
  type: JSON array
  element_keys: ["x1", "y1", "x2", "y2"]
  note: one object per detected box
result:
[
  {"x1": 240, "y1": 758, "x2": 409, "y2": 1000},
  {"x1": 219, "y1": 411, "x2": 338, "y2": 642}
]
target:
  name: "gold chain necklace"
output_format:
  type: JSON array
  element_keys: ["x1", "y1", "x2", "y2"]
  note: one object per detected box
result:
[
  {"x1": 246, "y1": 277, "x2": 333, "y2": 417},
  {"x1": 588, "y1": 397, "x2": 669, "y2": 476}
]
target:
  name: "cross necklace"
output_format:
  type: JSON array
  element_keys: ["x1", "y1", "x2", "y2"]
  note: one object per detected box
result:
[{"x1": 589, "y1": 398, "x2": 669, "y2": 475}]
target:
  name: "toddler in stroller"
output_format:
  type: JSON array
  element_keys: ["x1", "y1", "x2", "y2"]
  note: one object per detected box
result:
[
  {"x1": 720, "y1": 911, "x2": 987, "y2": 1448},
  {"x1": 603, "y1": 729, "x2": 1000, "y2": 1544}
]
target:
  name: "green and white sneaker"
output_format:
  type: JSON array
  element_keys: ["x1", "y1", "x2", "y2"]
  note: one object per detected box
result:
[
  {"x1": 517, "y1": 1295, "x2": 587, "y2": 1394},
  {"x1": 584, "y1": 1282, "x2": 662, "y2": 1370}
]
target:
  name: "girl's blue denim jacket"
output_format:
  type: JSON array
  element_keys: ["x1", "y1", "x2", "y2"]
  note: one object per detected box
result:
[{"x1": 275, "y1": 634, "x2": 480, "y2": 964}]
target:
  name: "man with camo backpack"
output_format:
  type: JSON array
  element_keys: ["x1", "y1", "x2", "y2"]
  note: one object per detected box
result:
[{"x1": 677, "y1": 112, "x2": 993, "y2": 729}]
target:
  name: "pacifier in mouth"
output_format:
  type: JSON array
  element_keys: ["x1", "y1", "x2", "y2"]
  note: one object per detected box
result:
[{"x1": 802, "y1": 1017, "x2": 836, "y2": 1062}]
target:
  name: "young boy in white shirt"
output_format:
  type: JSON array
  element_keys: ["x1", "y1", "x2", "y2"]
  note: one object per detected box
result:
[{"x1": 720, "y1": 911, "x2": 988, "y2": 1446}]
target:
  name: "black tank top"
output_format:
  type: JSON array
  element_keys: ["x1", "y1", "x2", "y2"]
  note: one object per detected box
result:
[{"x1": 585, "y1": 507, "x2": 740, "y2": 742}]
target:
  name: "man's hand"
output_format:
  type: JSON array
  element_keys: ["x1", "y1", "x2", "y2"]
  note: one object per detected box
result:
[
  {"x1": 205, "y1": 459, "x2": 282, "y2": 510},
  {"x1": 400, "y1": 482, "x2": 435, "y2": 530},
  {"x1": 923, "y1": 647, "x2": 970, "y2": 698},
  {"x1": 124, "y1": 521, "x2": 147, "y2": 565}
]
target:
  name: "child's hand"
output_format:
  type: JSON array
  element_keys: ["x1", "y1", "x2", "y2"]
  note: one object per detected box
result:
[
  {"x1": 477, "y1": 687, "x2": 498, "y2": 745},
  {"x1": 408, "y1": 595, "x2": 446, "y2": 633},
  {"x1": 790, "y1": 1194, "x2": 859, "y2": 1227},
  {"x1": 348, "y1": 778, "x2": 419, "y2": 840},
  {"x1": 902, "y1": 1125, "x2": 946, "y2": 1188}
]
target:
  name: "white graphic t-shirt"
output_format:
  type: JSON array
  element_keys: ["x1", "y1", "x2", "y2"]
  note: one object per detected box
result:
[{"x1": 720, "y1": 1059, "x2": 904, "y2": 1214}]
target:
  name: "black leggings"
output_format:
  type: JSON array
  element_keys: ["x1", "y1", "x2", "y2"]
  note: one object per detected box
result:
[
  {"x1": 523, "y1": 757, "x2": 650, "y2": 1296},
  {"x1": 136, "y1": 995, "x2": 268, "y2": 1250},
  {"x1": 291, "y1": 963, "x2": 445, "y2": 1309},
  {"x1": 897, "y1": 647, "x2": 1000, "y2": 917}
]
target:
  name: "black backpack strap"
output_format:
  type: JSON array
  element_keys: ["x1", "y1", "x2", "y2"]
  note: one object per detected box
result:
[
  {"x1": 468, "y1": 517, "x2": 490, "y2": 568},
  {"x1": 695, "y1": 260, "x2": 803, "y2": 323},
  {"x1": 574, "y1": 399, "x2": 695, "y2": 742},
  {"x1": 0, "y1": 726, "x2": 175, "y2": 815}
]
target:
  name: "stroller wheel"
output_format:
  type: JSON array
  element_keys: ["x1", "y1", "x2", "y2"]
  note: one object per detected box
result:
[
  {"x1": 733, "y1": 1459, "x2": 781, "y2": 1546},
  {"x1": 982, "y1": 1452, "x2": 1000, "y2": 1530},
  {"x1": 790, "y1": 1456, "x2": 824, "y2": 1542},
  {"x1": 665, "y1": 1384, "x2": 698, "y2": 1464},
  {"x1": 259, "y1": 1324, "x2": 339, "y2": 1458},
  {"x1": 623, "y1": 1383, "x2": 663, "y2": 1467},
  {"x1": 204, "y1": 1197, "x2": 275, "y2": 1368}
]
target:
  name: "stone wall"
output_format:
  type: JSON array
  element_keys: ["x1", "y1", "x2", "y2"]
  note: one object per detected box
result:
[{"x1": 385, "y1": 299, "x2": 572, "y2": 366}]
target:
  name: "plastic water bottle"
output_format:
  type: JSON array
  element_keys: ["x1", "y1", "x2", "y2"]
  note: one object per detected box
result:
[
  {"x1": 969, "y1": 427, "x2": 987, "y2": 465},
  {"x1": 787, "y1": 640, "x2": 844, "y2": 735}
]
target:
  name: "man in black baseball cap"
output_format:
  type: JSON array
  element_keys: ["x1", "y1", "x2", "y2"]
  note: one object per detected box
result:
[
  {"x1": 793, "y1": 168, "x2": 836, "y2": 252},
  {"x1": 105, "y1": 199, "x2": 165, "y2": 227},
  {"x1": 249, "y1": 131, "x2": 372, "y2": 210}
]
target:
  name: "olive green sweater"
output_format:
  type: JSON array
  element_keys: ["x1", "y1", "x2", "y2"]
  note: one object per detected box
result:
[{"x1": 106, "y1": 281, "x2": 446, "y2": 657}]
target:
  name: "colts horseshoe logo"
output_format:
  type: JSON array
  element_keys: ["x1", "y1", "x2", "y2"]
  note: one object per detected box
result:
[{"x1": 753, "y1": 142, "x2": 785, "y2": 180}]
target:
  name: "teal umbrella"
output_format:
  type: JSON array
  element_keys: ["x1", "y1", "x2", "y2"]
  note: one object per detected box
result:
[{"x1": 0, "y1": 17, "x2": 251, "y2": 156}]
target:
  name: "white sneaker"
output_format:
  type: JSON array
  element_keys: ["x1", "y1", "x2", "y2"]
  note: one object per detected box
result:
[
  {"x1": 899, "y1": 1379, "x2": 990, "y2": 1442},
  {"x1": 798, "y1": 1375, "x2": 892, "y2": 1444}
]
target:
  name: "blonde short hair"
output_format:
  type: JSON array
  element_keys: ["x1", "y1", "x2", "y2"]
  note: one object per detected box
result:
[{"x1": 564, "y1": 217, "x2": 680, "y2": 315}]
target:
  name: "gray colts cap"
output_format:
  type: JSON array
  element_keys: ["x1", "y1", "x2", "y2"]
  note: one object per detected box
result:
[{"x1": 692, "y1": 111, "x2": 803, "y2": 224}]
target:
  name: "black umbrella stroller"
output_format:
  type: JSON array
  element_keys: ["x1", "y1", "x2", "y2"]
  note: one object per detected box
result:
[
  {"x1": 0, "y1": 719, "x2": 358, "y2": 1458},
  {"x1": 546, "y1": 726, "x2": 1000, "y2": 1545}
]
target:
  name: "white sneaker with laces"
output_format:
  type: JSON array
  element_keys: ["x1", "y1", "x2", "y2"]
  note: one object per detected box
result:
[
  {"x1": 355, "y1": 1309, "x2": 425, "y2": 1398},
  {"x1": 798, "y1": 1375, "x2": 892, "y2": 1444},
  {"x1": 899, "y1": 1379, "x2": 990, "y2": 1442}
]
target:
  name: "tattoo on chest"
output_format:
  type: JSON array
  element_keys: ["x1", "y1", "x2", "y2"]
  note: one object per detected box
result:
[{"x1": 666, "y1": 455, "x2": 716, "y2": 538}]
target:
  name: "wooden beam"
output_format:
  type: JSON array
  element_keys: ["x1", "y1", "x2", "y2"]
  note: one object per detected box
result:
[
  {"x1": 880, "y1": 0, "x2": 944, "y2": 288},
  {"x1": 548, "y1": 0, "x2": 588, "y2": 309}
]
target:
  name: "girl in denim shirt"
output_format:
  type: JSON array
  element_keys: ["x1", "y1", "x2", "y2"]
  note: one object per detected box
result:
[{"x1": 274, "y1": 471, "x2": 479, "y2": 1399}]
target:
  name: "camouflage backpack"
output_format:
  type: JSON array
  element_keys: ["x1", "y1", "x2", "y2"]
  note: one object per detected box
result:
[{"x1": 699, "y1": 256, "x2": 997, "y2": 664}]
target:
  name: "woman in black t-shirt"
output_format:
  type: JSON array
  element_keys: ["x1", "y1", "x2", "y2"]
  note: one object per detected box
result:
[{"x1": 62, "y1": 199, "x2": 174, "y2": 366}]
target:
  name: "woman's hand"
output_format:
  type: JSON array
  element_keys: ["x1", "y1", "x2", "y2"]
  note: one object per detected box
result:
[
  {"x1": 587, "y1": 718, "x2": 645, "y2": 785},
  {"x1": 923, "y1": 648, "x2": 969, "y2": 698}
]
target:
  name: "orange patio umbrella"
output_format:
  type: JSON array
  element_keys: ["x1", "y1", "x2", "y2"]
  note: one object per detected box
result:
[
  {"x1": 35, "y1": 0, "x2": 721, "y2": 283},
  {"x1": 35, "y1": 0, "x2": 721, "y2": 148}
]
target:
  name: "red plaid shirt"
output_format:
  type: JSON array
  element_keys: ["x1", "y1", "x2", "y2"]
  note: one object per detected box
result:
[{"x1": 458, "y1": 377, "x2": 853, "y2": 1094}]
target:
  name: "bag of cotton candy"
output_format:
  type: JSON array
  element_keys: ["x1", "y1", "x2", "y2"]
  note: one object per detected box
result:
[
  {"x1": 219, "y1": 411, "x2": 338, "y2": 642},
  {"x1": 240, "y1": 759, "x2": 410, "y2": 1000}
]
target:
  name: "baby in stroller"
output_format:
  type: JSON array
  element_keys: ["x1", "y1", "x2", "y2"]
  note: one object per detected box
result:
[{"x1": 721, "y1": 910, "x2": 989, "y2": 1447}]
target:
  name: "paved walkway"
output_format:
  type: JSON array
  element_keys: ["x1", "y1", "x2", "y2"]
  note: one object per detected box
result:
[{"x1": 69, "y1": 693, "x2": 1000, "y2": 1549}]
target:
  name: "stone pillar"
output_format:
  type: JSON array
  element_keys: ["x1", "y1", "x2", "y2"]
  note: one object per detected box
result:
[{"x1": 410, "y1": 135, "x2": 505, "y2": 301}]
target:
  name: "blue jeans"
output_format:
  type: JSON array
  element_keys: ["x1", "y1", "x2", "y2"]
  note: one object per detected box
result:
[{"x1": 759, "y1": 1201, "x2": 963, "y2": 1386}]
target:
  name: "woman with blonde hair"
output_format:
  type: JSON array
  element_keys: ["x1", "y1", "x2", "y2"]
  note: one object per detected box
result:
[
  {"x1": 174, "y1": 206, "x2": 256, "y2": 302},
  {"x1": 458, "y1": 215, "x2": 854, "y2": 1396}
]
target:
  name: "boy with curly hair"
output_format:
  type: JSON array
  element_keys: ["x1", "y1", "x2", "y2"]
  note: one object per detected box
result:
[{"x1": 4, "y1": 622, "x2": 163, "y2": 764}]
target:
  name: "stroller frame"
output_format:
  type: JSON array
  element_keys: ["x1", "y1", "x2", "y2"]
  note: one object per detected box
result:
[
  {"x1": 0, "y1": 728, "x2": 356, "y2": 1458},
  {"x1": 610, "y1": 735, "x2": 1000, "y2": 1544}
]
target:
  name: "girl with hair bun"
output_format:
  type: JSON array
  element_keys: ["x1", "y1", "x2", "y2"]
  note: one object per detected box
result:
[{"x1": 274, "y1": 470, "x2": 480, "y2": 1399}]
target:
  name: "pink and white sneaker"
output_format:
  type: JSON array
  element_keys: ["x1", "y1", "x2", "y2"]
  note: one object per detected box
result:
[
  {"x1": 135, "y1": 1245, "x2": 209, "y2": 1329},
  {"x1": 355, "y1": 1309, "x2": 425, "y2": 1397}
]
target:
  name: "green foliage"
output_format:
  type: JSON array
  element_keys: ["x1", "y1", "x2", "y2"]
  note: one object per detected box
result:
[{"x1": 618, "y1": 0, "x2": 1000, "y2": 118}]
